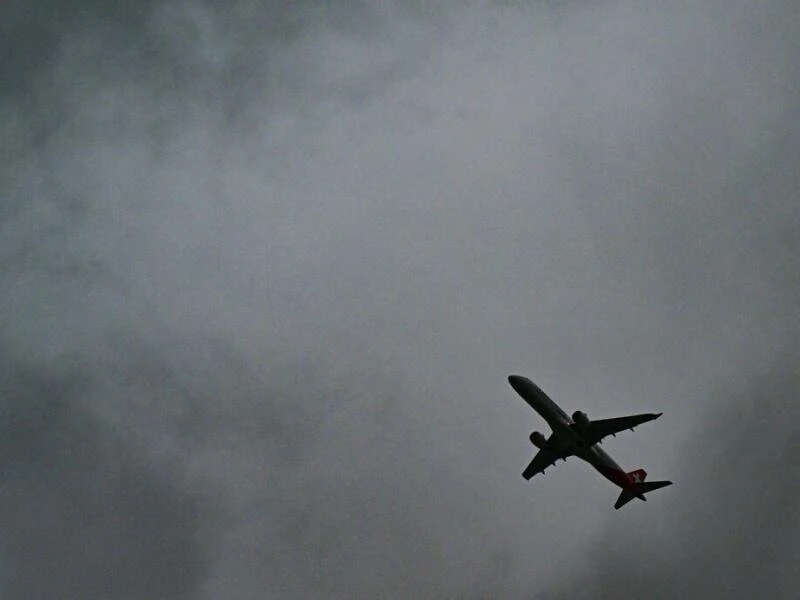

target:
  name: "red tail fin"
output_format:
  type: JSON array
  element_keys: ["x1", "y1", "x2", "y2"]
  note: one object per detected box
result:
[{"x1": 626, "y1": 469, "x2": 647, "y2": 485}]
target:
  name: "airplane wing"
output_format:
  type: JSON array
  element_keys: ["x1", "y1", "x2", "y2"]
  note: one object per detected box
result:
[
  {"x1": 522, "y1": 447, "x2": 561, "y2": 480},
  {"x1": 522, "y1": 429, "x2": 574, "y2": 480},
  {"x1": 577, "y1": 412, "x2": 663, "y2": 446}
]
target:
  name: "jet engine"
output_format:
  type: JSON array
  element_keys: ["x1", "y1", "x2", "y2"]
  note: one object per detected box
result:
[
  {"x1": 572, "y1": 410, "x2": 590, "y2": 427},
  {"x1": 529, "y1": 431, "x2": 547, "y2": 449}
]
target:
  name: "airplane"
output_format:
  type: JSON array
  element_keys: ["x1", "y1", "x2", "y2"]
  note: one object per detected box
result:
[{"x1": 508, "y1": 375, "x2": 672, "y2": 509}]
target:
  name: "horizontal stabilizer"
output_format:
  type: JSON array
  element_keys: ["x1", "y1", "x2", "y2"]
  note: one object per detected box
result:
[{"x1": 614, "y1": 480, "x2": 673, "y2": 510}]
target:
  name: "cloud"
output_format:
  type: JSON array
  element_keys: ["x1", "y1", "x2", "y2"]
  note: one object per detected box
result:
[
  {"x1": 546, "y1": 347, "x2": 800, "y2": 600},
  {"x1": 1, "y1": 0, "x2": 798, "y2": 598},
  {"x1": 0, "y1": 352, "x2": 217, "y2": 599}
]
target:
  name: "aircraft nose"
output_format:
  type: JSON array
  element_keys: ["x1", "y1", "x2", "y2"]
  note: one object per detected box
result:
[{"x1": 508, "y1": 375, "x2": 525, "y2": 389}]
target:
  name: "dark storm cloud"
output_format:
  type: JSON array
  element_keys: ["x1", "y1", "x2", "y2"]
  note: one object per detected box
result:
[
  {"x1": 0, "y1": 353, "x2": 215, "y2": 599},
  {"x1": 1, "y1": 1, "x2": 157, "y2": 96},
  {"x1": 2, "y1": 0, "x2": 799, "y2": 598}
]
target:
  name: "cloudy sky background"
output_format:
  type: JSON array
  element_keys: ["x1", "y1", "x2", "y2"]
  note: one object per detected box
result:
[{"x1": 2, "y1": 1, "x2": 799, "y2": 598}]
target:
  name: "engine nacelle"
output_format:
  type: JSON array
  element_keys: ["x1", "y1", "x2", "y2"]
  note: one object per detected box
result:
[
  {"x1": 572, "y1": 410, "x2": 589, "y2": 427},
  {"x1": 529, "y1": 431, "x2": 547, "y2": 449}
]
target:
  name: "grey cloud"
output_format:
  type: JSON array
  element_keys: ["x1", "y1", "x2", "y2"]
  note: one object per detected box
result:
[
  {"x1": 0, "y1": 354, "x2": 216, "y2": 600},
  {"x1": 546, "y1": 349, "x2": 800, "y2": 600},
  {"x1": 1, "y1": 0, "x2": 799, "y2": 598}
]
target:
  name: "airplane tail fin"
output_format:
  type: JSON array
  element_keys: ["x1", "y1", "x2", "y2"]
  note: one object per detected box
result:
[{"x1": 614, "y1": 470, "x2": 672, "y2": 510}]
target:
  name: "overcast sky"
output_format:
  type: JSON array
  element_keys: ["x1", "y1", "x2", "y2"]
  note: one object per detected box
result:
[{"x1": 1, "y1": 1, "x2": 799, "y2": 598}]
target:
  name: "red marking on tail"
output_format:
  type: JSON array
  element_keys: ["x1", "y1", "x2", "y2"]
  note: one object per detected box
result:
[
  {"x1": 596, "y1": 465, "x2": 632, "y2": 488},
  {"x1": 626, "y1": 469, "x2": 647, "y2": 486}
]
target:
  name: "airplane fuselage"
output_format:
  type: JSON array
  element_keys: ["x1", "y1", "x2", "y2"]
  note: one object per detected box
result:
[{"x1": 508, "y1": 375, "x2": 630, "y2": 489}]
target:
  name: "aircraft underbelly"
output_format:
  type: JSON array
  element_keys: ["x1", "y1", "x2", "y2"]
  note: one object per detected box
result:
[{"x1": 580, "y1": 445, "x2": 623, "y2": 475}]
